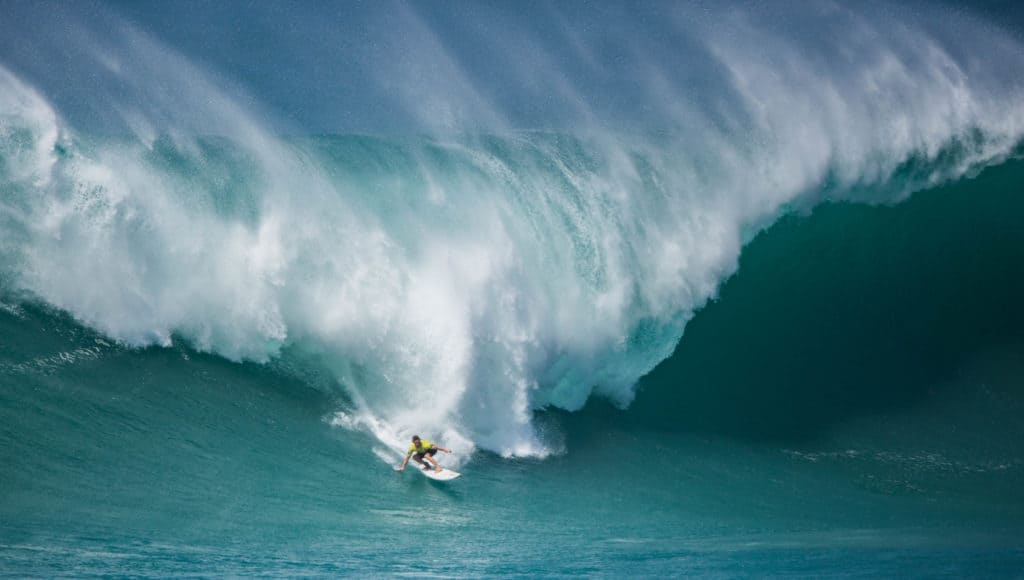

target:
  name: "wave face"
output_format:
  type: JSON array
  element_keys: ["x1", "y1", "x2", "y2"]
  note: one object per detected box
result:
[
  {"x1": 2, "y1": 1, "x2": 1024, "y2": 458},
  {"x1": 629, "y1": 157, "x2": 1024, "y2": 442}
]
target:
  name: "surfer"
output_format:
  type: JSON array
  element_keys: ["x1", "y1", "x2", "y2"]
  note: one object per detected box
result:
[{"x1": 397, "y1": 435, "x2": 451, "y2": 473}]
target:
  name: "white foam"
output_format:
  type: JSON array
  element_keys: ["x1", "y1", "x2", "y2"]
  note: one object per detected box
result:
[{"x1": 0, "y1": 66, "x2": 63, "y2": 189}]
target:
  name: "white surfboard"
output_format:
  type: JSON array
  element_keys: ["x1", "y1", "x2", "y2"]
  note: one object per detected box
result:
[{"x1": 402, "y1": 464, "x2": 461, "y2": 481}]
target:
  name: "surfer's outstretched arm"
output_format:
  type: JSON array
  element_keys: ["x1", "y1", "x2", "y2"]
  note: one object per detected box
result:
[{"x1": 396, "y1": 454, "x2": 411, "y2": 471}]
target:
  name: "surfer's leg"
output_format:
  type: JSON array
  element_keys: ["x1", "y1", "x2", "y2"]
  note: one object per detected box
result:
[
  {"x1": 414, "y1": 452, "x2": 430, "y2": 469},
  {"x1": 425, "y1": 450, "x2": 441, "y2": 471}
]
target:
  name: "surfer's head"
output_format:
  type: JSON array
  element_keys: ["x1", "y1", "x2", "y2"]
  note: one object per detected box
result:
[{"x1": 412, "y1": 435, "x2": 420, "y2": 443}]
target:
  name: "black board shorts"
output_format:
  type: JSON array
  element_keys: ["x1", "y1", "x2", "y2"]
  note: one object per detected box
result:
[{"x1": 415, "y1": 448, "x2": 438, "y2": 458}]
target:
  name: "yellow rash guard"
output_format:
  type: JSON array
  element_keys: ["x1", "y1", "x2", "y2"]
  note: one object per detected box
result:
[{"x1": 407, "y1": 440, "x2": 435, "y2": 455}]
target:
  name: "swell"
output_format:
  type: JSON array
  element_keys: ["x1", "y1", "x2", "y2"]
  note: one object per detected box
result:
[{"x1": 0, "y1": 302, "x2": 353, "y2": 541}]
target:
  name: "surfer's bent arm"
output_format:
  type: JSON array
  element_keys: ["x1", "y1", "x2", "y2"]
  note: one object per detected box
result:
[
  {"x1": 435, "y1": 446, "x2": 451, "y2": 453},
  {"x1": 397, "y1": 454, "x2": 411, "y2": 470}
]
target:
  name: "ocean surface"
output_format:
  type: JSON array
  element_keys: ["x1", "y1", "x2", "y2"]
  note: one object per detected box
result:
[{"x1": 2, "y1": 1, "x2": 1024, "y2": 576}]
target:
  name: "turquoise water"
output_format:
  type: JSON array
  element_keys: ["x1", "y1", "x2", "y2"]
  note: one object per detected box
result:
[
  {"x1": 3, "y1": 1, "x2": 1024, "y2": 576},
  {"x1": 2, "y1": 162, "x2": 1023, "y2": 576}
]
